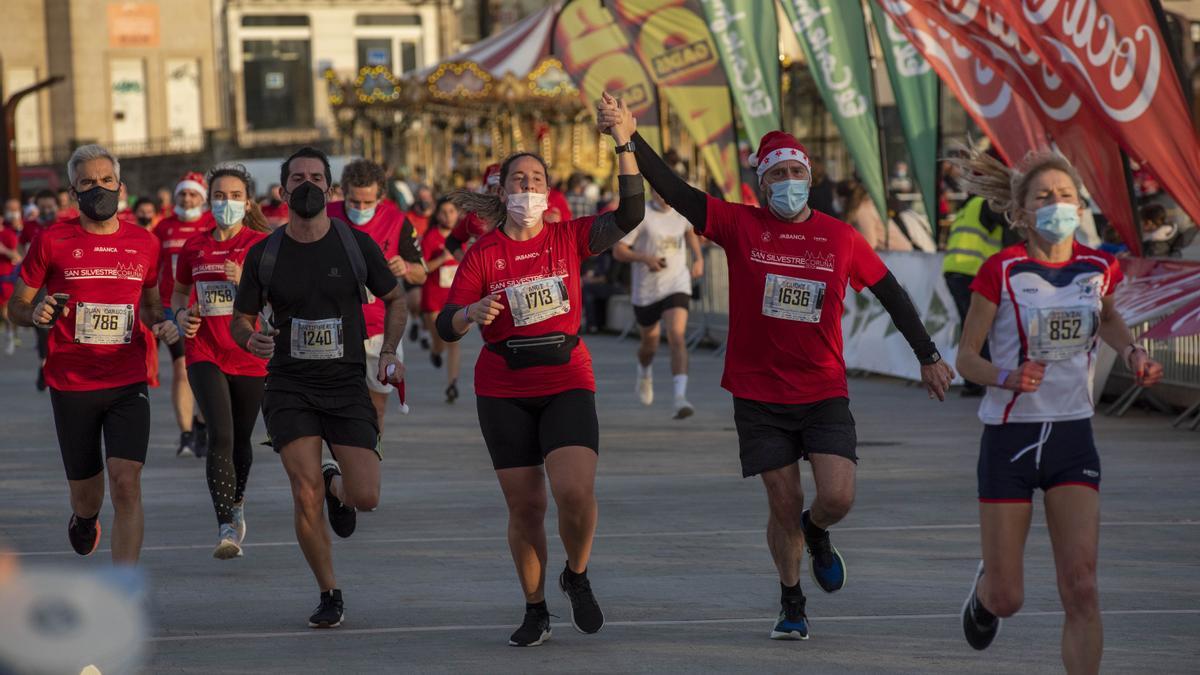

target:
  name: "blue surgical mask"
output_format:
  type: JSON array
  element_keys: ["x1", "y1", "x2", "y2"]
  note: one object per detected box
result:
[
  {"x1": 210, "y1": 199, "x2": 245, "y2": 229},
  {"x1": 174, "y1": 204, "x2": 204, "y2": 221},
  {"x1": 1032, "y1": 203, "x2": 1079, "y2": 244},
  {"x1": 347, "y1": 205, "x2": 376, "y2": 226},
  {"x1": 768, "y1": 179, "x2": 810, "y2": 219}
]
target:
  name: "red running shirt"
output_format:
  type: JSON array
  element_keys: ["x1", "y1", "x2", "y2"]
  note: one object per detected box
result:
[
  {"x1": 175, "y1": 227, "x2": 268, "y2": 377},
  {"x1": 20, "y1": 219, "x2": 160, "y2": 391},
  {"x1": 446, "y1": 217, "x2": 598, "y2": 398},
  {"x1": 420, "y1": 227, "x2": 458, "y2": 313},
  {"x1": 0, "y1": 227, "x2": 19, "y2": 279},
  {"x1": 704, "y1": 197, "x2": 888, "y2": 404},
  {"x1": 450, "y1": 212, "x2": 492, "y2": 245},
  {"x1": 406, "y1": 208, "x2": 430, "y2": 237},
  {"x1": 155, "y1": 213, "x2": 214, "y2": 305},
  {"x1": 327, "y1": 200, "x2": 408, "y2": 337}
]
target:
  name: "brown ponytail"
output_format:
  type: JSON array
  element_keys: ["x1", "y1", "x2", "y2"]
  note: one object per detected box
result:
[{"x1": 448, "y1": 152, "x2": 550, "y2": 228}]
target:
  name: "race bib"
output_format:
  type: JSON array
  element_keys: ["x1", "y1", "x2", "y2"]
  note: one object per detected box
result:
[
  {"x1": 762, "y1": 273, "x2": 825, "y2": 323},
  {"x1": 1027, "y1": 307, "x2": 1097, "y2": 361},
  {"x1": 74, "y1": 302, "x2": 134, "y2": 345},
  {"x1": 196, "y1": 280, "x2": 236, "y2": 317},
  {"x1": 439, "y1": 265, "x2": 457, "y2": 288},
  {"x1": 290, "y1": 317, "x2": 344, "y2": 360},
  {"x1": 656, "y1": 236, "x2": 682, "y2": 257},
  {"x1": 505, "y1": 276, "x2": 570, "y2": 327}
]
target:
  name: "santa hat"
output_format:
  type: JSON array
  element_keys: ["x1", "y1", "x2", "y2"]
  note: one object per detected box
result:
[
  {"x1": 483, "y1": 163, "x2": 501, "y2": 188},
  {"x1": 174, "y1": 172, "x2": 207, "y2": 201},
  {"x1": 749, "y1": 131, "x2": 810, "y2": 179}
]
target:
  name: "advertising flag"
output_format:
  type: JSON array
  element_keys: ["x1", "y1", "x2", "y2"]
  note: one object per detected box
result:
[{"x1": 700, "y1": 0, "x2": 782, "y2": 147}]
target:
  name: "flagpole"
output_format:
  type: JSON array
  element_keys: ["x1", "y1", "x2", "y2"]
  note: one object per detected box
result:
[
  {"x1": 1119, "y1": 151, "x2": 1142, "y2": 256},
  {"x1": 862, "y1": 0, "x2": 891, "y2": 245},
  {"x1": 1149, "y1": 0, "x2": 1192, "y2": 117}
]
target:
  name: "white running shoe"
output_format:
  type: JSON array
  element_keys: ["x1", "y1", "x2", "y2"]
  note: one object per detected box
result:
[
  {"x1": 4, "y1": 334, "x2": 14, "y2": 356},
  {"x1": 673, "y1": 397, "x2": 694, "y2": 419},
  {"x1": 230, "y1": 500, "x2": 247, "y2": 543},
  {"x1": 213, "y1": 524, "x2": 243, "y2": 560},
  {"x1": 637, "y1": 376, "x2": 653, "y2": 406}
]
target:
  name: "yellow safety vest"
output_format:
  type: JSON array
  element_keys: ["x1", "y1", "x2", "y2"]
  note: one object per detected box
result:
[{"x1": 942, "y1": 196, "x2": 1002, "y2": 276}]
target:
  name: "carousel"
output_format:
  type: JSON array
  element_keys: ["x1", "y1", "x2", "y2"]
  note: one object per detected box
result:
[{"x1": 325, "y1": 4, "x2": 613, "y2": 186}]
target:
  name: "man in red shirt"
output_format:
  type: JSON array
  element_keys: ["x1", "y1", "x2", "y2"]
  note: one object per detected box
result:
[
  {"x1": 8, "y1": 144, "x2": 179, "y2": 563},
  {"x1": 0, "y1": 208, "x2": 21, "y2": 356},
  {"x1": 56, "y1": 187, "x2": 79, "y2": 221},
  {"x1": 444, "y1": 164, "x2": 501, "y2": 261},
  {"x1": 599, "y1": 96, "x2": 954, "y2": 639},
  {"x1": 327, "y1": 159, "x2": 426, "y2": 430},
  {"x1": 155, "y1": 172, "x2": 215, "y2": 458},
  {"x1": 22, "y1": 190, "x2": 67, "y2": 390},
  {"x1": 260, "y1": 183, "x2": 289, "y2": 228},
  {"x1": 403, "y1": 186, "x2": 435, "y2": 346}
]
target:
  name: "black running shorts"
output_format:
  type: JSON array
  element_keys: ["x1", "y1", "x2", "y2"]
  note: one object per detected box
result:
[
  {"x1": 977, "y1": 418, "x2": 1100, "y2": 502},
  {"x1": 262, "y1": 387, "x2": 380, "y2": 459},
  {"x1": 50, "y1": 383, "x2": 151, "y2": 481},
  {"x1": 476, "y1": 389, "x2": 599, "y2": 470},
  {"x1": 633, "y1": 292, "x2": 691, "y2": 327},
  {"x1": 733, "y1": 396, "x2": 857, "y2": 477}
]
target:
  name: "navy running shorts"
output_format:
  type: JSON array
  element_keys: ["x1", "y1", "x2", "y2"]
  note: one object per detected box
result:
[{"x1": 977, "y1": 418, "x2": 1100, "y2": 502}]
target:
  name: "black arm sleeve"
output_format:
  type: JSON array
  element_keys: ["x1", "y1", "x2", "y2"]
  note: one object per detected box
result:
[
  {"x1": 444, "y1": 233, "x2": 463, "y2": 254},
  {"x1": 868, "y1": 271, "x2": 941, "y2": 365},
  {"x1": 436, "y1": 304, "x2": 466, "y2": 343},
  {"x1": 631, "y1": 131, "x2": 708, "y2": 232},
  {"x1": 397, "y1": 219, "x2": 424, "y2": 263},
  {"x1": 587, "y1": 176, "x2": 646, "y2": 253}
]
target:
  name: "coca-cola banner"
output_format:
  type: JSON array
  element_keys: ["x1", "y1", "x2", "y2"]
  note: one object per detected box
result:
[
  {"x1": 911, "y1": 0, "x2": 1139, "y2": 254},
  {"x1": 875, "y1": 1, "x2": 1051, "y2": 165},
  {"x1": 991, "y1": 0, "x2": 1200, "y2": 248}
]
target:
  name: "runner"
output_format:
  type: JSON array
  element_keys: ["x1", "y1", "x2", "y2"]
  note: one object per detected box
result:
[
  {"x1": 22, "y1": 191, "x2": 64, "y2": 391},
  {"x1": 132, "y1": 198, "x2": 158, "y2": 231},
  {"x1": 405, "y1": 186, "x2": 435, "y2": 347},
  {"x1": 0, "y1": 220, "x2": 21, "y2": 356},
  {"x1": 419, "y1": 197, "x2": 463, "y2": 403},
  {"x1": 7, "y1": 144, "x2": 178, "y2": 563},
  {"x1": 172, "y1": 164, "x2": 270, "y2": 559},
  {"x1": 156, "y1": 173, "x2": 215, "y2": 458},
  {"x1": 599, "y1": 92, "x2": 955, "y2": 640},
  {"x1": 951, "y1": 148, "x2": 1163, "y2": 672},
  {"x1": 612, "y1": 185, "x2": 704, "y2": 418},
  {"x1": 327, "y1": 158, "x2": 426, "y2": 430},
  {"x1": 231, "y1": 146, "x2": 407, "y2": 628},
  {"x1": 443, "y1": 164, "x2": 501, "y2": 261},
  {"x1": 436, "y1": 99, "x2": 645, "y2": 647}
]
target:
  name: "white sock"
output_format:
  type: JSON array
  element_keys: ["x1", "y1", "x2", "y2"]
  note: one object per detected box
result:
[
  {"x1": 673, "y1": 374, "x2": 688, "y2": 399},
  {"x1": 638, "y1": 363, "x2": 652, "y2": 379}
]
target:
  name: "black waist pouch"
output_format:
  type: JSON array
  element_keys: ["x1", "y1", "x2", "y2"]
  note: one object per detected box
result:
[{"x1": 486, "y1": 333, "x2": 580, "y2": 370}]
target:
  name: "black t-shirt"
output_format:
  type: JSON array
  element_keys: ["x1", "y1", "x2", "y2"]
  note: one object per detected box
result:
[{"x1": 235, "y1": 223, "x2": 399, "y2": 394}]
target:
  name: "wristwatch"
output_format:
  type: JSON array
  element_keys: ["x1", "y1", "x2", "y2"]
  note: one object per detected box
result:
[{"x1": 614, "y1": 140, "x2": 636, "y2": 154}]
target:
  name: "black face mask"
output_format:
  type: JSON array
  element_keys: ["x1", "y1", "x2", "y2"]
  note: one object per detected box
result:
[
  {"x1": 76, "y1": 186, "x2": 121, "y2": 222},
  {"x1": 136, "y1": 215, "x2": 154, "y2": 228},
  {"x1": 38, "y1": 210, "x2": 58, "y2": 224},
  {"x1": 288, "y1": 181, "x2": 326, "y2": 219}
]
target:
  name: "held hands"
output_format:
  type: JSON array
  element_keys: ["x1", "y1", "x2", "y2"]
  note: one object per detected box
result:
[
  {"x1": 175, "y1": 306, "x2": 202, "y2": 339},
  {"x1": 468, "y1": 293, "x2": 504, "y2": 326},
  {"x1": 224, "y1": 260, "x2": 243, "y2": 284},
  {"x1": 151, "y1": 320, "x2": 180, "y2": 345},
  {"x1": 596, "y1": 92, "x2": 636, "y2": 143},
  {"x1": 1127, "y1": 349, "x2": 1164, "y2": 387},
  {"x1": 921, "y1": 360, "x2": 955, "y2": 401},
  {"x1": 1003, "y1": 360, "x2": 1047, "y2": 393},
  {"x1": 377, "y1": 352, "x2": 405, "y2": 385}
]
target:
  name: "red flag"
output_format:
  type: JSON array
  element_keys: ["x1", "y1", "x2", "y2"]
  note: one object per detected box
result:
[
  {"x1": 991, "y1": 0, "x2": 1200, "y2": 249},
  {"x1": 908, "y1": 1, "x2": 1138, "y2": 253}
]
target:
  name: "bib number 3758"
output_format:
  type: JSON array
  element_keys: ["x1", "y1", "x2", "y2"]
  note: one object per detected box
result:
[{"x1": 762, "y1": 274, "x2": 825, "y2": 323}]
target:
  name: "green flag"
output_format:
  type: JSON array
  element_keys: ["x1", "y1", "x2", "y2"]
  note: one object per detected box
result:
[
  {"x1": 869, "y1": 1, "x2": 939, "y2": 223},
  {"x1": 780, "y1": 0, "x2": 885, "y2": 217},
  {"x1": 700, "y1": 0, "x2": 781, "y2": 147}
]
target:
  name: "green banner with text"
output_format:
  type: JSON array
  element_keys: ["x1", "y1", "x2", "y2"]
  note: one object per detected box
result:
[{"x1": 700, "y1": 0, "x2": 781, "y2": 148}]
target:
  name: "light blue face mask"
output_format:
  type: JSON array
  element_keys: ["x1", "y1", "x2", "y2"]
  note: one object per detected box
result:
[
  {"x1": 768, "y1": 179, "x2": 810, "y2": 219},
  {"x1": 347, "y1": 205, "x2": 376, "y2": 226},
  {"x1": 1032, "y1": 202, "x2": 1080, "y2": 244},
  {"x1": 175, "y1": 204, "x2": 204, "y2": 221},
  {"x1": 210, "y1": 199, "x2": 245, "y2": 229}
]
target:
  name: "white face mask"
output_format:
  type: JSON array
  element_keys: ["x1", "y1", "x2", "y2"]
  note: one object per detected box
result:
[{"x1": 506, "y1": 192, "x2": 548, "y2": 229}]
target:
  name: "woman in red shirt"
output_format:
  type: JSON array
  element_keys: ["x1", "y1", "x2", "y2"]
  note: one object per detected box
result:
[
  {"x1": 420, "y1": 197, "x2": 464, "y2": 402},
  {"x1": 436, "y1": 98, "x2": 643, "y2": 647},
  {"x1": 172, "y1": 165, "x2": 270, "y2": 560}
]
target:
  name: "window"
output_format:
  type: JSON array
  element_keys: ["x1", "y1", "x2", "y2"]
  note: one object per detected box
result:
[
  {"x1": 400, "y1": 41, "x2": 419, "y2": 74},
  {"x1": 242, "y1": 40, "x2": 314, "y2": 130},
  {"x1": 242, "y1": 15, "x2": 310, "y2": 27},
  {"x1": 357, "y1": 38, "x2": 394, "y2": 71},
  {"x1": 356, "y1": 14, "x2": 421, "y2": 26}
]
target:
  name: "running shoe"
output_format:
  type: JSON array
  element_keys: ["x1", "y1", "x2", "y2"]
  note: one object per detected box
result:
[
  {"x1": 558, "y1": 566, "x2": 604, "y2": 634},
  {"x1": 802, "y1": 509, "x2": 846, "y2": 593},
  {"x1": 430, "y1": 352, "x2": 443, "y2": 368},
  {"x1": 67, "y1": 514, "x2": 101, "y2": 556},
  {"x1": 445, "y1": 380, "x2": 459, "y2": 404},
  {"x1": 637, "y1": 376, "x2": 653, "y2": 406},
  {"x1": 193, "y1": 423, "x2": 208, "y2": 458},
  {"x1": 962, "y1": 560, "x2": 1001, "y2": 650},
  {"x1": 4, "y1": 333, "x2": 14, "y2": 356},
  {"x1": 308, "y1": 589, "x2": 344, "y2": 628},
  {"x1": 230, "y1": 500, "x2": 247, "y2": 543},
  {"x1": 673, "y1": 396, "x2": 695, "y2": 420},
  {"x1": 36, "y1": 367, "x2": 46, "y2": 392},
  {"x1": 176, "y1": 431, "x2": 195, "y2": 458},
  {"x1": 420, "y1": 336, "x2": 431, "y2": 350},
  {"x1": 408, "y1": 323, "x2": 419, "y2": 342},
  {"x1": 212, "y1": 523, "x2": 242, "y2": 560},
  {"x1": 508, "y1": 606, "x2": 552, "y2": 647},
  {"x1": 322, "y1": 460, "x2": 357, "y2": 538},
  {"x1": 770, "y1": 595, "x2": 810, "y2": 640}
]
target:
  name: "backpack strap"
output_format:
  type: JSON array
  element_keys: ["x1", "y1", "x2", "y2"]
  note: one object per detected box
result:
[
  {"x1": 257, "y1": 227, "x2": 286, "y2": 310},
  {"x1": 329, "y1": 217, "x2": 370, "y2": 304}
]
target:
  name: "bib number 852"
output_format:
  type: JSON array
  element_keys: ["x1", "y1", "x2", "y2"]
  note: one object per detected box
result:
[{"x1": 1048, "y1": 316, "x2": 1082, "y2": 341}]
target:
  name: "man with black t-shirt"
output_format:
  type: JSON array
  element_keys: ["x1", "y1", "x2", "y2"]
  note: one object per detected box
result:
[{"x1": 231, "y1": 147, "x2": 407, "y2": 628}]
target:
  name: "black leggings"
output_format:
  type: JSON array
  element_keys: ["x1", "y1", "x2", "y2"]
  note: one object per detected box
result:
[{"x1": 187, "y1": 362, "x2": 264, "y2": 526}]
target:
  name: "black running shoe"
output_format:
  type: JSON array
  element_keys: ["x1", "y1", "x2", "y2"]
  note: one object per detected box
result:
[
  {"x1": 445, "y1": 380, "x2": 459, "y2": 404},
  {"x1": 558, "y1": 565, "x2": 604, "y2": 634},
  {"x1": 322, "y1": 460, "x2": 357, "y2": 538},
  {"x1": 770, "y1": 595, "x2": 810, "y2": 640},
  {"x1": 962, "y1": 561, "x2": 1001, "y2": 650},
  {"x1": 308, "y1": 589, "x2": 344, "y2": 628},
  {"x1": 508, "y1": 606, "x2": 552, "y2": 647},
  {"x1": 193, "y1": 423, "x2": 208, "y2": 458},
  {"x1": 430, "y1": 352, "x2": 443, "y2": 368},
  {"x1": 36, "y1": 367, "x2": 46, "y2": 392},
  {"x1": 67, "y1": 514, "x2": 101, "y2": 556},
  {"x1": 802, "y1": 509, "x2": 846, "y2": 593},
  {"x1": 176, "y1": 431, "x2": 195, "y2": 458},
  {"x1": 408, "y1": 323, "x2": 419, "y2": 342}
]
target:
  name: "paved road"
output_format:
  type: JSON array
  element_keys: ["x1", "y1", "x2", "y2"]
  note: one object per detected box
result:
[{"x1": 1, "y1": 329, "x2": 1197, "y2": 673}]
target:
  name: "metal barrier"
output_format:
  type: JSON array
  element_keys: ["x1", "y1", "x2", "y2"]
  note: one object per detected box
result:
[
  {"x1": 1105, "y1": 320, "x2": 1200, "y2": 429},
  {"x1": 685, "y1": 246, "x2": 729, "y2": 355}
]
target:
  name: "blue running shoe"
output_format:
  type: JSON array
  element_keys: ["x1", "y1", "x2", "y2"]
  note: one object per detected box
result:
[
  {"x1": 770, "y1": 596, "x2": 809, "y2": 640},
  {"x1": 803, "y1": 509, "x2": 846, "y2": 593}
]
